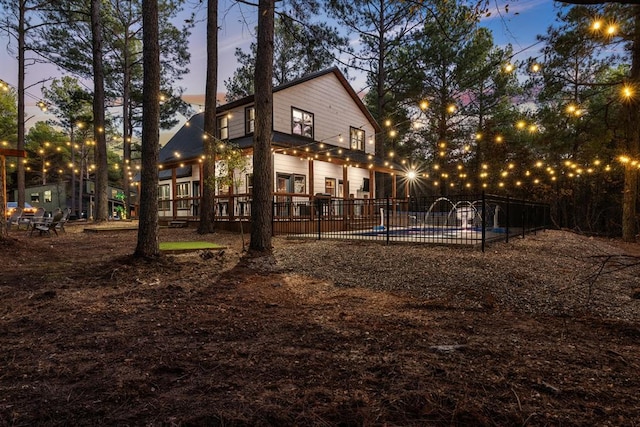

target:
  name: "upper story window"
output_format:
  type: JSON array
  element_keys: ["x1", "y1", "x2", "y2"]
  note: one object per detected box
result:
[
  {"x1": 350, "y1": 127, "x2": 365, "y2": 151},
  {"x1": 292, "y1": 107, "x2": 314, "y2": 139},
  {"x1": 245, "y1": 107, "x2": 255, "y2": 135},
  {"x1": 217, "y1": 115, "x2": 229, "y2": 140}
]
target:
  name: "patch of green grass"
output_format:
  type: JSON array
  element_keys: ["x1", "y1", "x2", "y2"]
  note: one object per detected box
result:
[{"x1": 159, "y1": 241, "x2": 225, "y2": 251}]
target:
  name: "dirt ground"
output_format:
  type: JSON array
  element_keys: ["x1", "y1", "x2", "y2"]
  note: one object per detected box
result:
[{"x1": 1, "y1": 223, "x2": 639, "y2": 426}]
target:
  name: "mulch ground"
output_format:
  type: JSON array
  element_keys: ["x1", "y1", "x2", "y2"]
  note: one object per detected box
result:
[{"x1": 0, "y1": 223, "x2": 639, "y2": 426}]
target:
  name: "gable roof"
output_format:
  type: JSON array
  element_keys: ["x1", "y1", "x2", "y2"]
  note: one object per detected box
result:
[
  {"x1": 218, "y1": 67, "x2": 381, "y2": 133},
  {"x1": 159, "y1": 67, "x2": 384, "y2": 167}
]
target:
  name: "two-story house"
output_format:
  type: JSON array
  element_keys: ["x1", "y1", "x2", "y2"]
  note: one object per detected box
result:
[{"x1": 156, "y1": 67, "x2": 402, "y2": 228}]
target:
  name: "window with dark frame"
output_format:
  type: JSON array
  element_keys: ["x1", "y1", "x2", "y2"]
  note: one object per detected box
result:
[
  {"x1": 217, "y1": 115, "x2": 229, "y2": 140},
  {"x1": 291, "y1": 107, "x2": 314, "y2": 139},
  {"x1": 245, "y1": 107, "x2": 255, "y2": 135},
  {"x1": 276, "y1": 173, "x2": 306, "y2": 194},
  {"x1": 325, "y1": 178, "x2": 336, "y2": 196},
  {"x1": 350, "y1": 126, "x2": 365, "y2": 151}
]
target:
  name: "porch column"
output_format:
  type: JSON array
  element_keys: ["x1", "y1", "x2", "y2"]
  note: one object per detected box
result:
[
  {"x1": 343, "y1": 164, "x2": 348, "y2": 220},
  {"x1": 308, "y1": 158, "x2": 314, "y2": 197},
  {"x1": 368, "y1": 168, "x2": 375, "y2": 217},
  {"x1": 391, "y1": 174, "x2": 397, "y2": 198},
  {"x1": 391, "y1": 173, "x2": 397, "y2": 218},
  {"x1": 369, "y1": 168, "x2": 375, "y2": 198},
  {"x1": 171, "y1": 167, "x2": 177, "y2": 219}
]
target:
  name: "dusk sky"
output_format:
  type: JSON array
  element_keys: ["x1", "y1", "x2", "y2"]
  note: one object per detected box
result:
[{"x1": 0, "y1": 0, "x2": 559, "y2": 107}]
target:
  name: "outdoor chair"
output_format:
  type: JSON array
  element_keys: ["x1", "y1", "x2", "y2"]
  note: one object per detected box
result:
[
  {"x1": 55, "y1": 207, "x2": 71, "y2": 233},
  {"x1": 31, "y1": 209, "x2": 64, "y2": 237},
  {"x1": 7, "y1": 207, "x2": 23, "y2": 230},
  {"x1": 25, "y1": 207, "x2": 45, "y2": 232}
]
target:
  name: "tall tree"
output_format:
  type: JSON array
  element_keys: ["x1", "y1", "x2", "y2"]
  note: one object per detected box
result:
[
  {"x1": 0, "y1": 85, "x2": 18, "y2": 145},
  {"x1": 134, "y1": 0, "x2": 160, "y2": 258},
  {"x1": 392, "y1": 0, "x2": 508, "y2": 194},
  {"x1": 250, "y1": 0, "x2": 275, "y2": 252},
  {"x1": 33, "y1": 0, "x2": 191, "y2": 219},
  {"x1": 224, "y1": 15, "x2": 349, "y2": 101},
  {"x1": 326, "y1": 0, "x2": 421, "y2": 196},
  {"x1": 42, "y1": 77, "x2": 93, "y2": 217},
  {"x1": 90, "y1": 0, "x2": 108, "y2": 221},
  {"x1": 558, "y1": 0, "x2": 640, "y2": 242},
  {"x1": 24, "y1": 121, "x2": 68, "y2": 185},
  {"x1": 0, "y1": 84, "x2": 17, "y2": 241},
  {"x1": 0, "y1": 0, "x2": 54, "y2": 210},
  {"x1": 197, "y1": 0, "x2": 218, "y2": 234}
]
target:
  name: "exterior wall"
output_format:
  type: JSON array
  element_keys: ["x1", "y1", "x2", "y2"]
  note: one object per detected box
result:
[
  {"x1": 273, "y1": 153, "x2": 310, "y2": 192},
  {"x1": 158, "y1": 70, "x2": 382, "y2": 220},
  {"x1": 17, "y1": 182, "x2": 130, "y2": 218},
  {"x1": 273, "y1": 73, "x2": 376, "y2": 155},
  {"x1": 345, "y1": 167, "x2": 371, "y2": 197},
  {"x1": 312, "y1": 161, "x2": 343, "y2": 196},
  {"x1": 226, "y1": 105, "x2": 250, "y2": 140},
  {"x1": 18, "y1": 182, "x2": 68, "y2": 213}
]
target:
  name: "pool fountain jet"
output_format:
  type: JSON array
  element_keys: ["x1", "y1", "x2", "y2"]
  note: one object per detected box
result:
[{"x1": 373, "y1": 207, "x2": 385, "y2": 231}]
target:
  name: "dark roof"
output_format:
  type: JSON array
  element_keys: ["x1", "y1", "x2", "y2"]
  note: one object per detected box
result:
[
  {"x1": 160, "y1": 113, "x2": 205, "y2": 163},
  {"x1": 159, "y1": 165, "x2": 192, "y2": 180}
]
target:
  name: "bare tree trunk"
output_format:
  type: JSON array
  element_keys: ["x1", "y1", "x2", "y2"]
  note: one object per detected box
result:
[
  {"x1": 1, "y1": 155, "x2": 7, "y2": 240},
  {"x1": 123, "y1": 22, "x2": 132, "y2": 219},
  {"x1": 134, "y1": 0, "x2": 160, "y2": 258},
  {"x1": 374, "y1": 0, "x2": 386, "y2": 198},
  {"x1": 622, "y1": 6, "x2": 640, "y2": 242},
  {"x1": 17, "y1": 3, "x2": 25, "y2": 209},
  {"x1": 198, "y1": 0, "x2": 218, "y2": 234},
  {"x1": 91, "y1": 0, "x2": 108, "y2": 222},
  {"x1": 250, "y1": 0, "x2": 275, "y2": 252}
]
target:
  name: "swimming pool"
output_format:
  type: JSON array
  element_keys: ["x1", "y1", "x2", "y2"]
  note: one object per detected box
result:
[{"x1": 355, "y1": 226, "x2": 485, "y2": 238}]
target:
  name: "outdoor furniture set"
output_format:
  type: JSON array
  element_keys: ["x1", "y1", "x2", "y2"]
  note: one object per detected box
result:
[{"x1": 6, "y1": 207, "x2": 71, "y2": 237}]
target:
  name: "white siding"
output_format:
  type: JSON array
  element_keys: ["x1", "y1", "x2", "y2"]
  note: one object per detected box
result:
[
  {"x1": 273, "y1": 73, "x2": 376, "y2": 155},
  {"x1": 273, "y1": 153, "x2": 310, "y2": 193},
  {"x1": 345, "y1": 167, "x2": 370, "y2": 196},
  {"x1": 226, "y1": 105, "x2": 250, "y2": 140},
  {"x1": 231, "y1": 156, "x2": 254, "y2": 194}
]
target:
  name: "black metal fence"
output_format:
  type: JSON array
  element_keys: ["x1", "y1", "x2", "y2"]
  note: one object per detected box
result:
[{"x1": 273, "y1": 193, "x2": 550, "y2": 251}]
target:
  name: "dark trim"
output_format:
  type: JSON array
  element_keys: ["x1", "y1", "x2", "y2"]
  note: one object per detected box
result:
[{"x1": 291, "y1": 106, "x2": 314, "y2": 140}]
